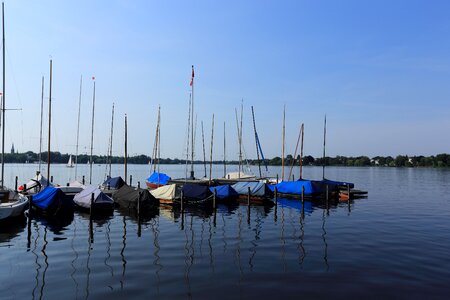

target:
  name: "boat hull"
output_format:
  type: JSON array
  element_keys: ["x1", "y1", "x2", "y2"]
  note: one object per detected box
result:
[{"x1": 0, "y1": 195, "x2": 28, "y2": 220}]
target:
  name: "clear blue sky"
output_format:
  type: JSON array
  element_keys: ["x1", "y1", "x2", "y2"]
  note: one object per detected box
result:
[{"x1": 2, "y1": 0, "x2": 450, "y2": 160}]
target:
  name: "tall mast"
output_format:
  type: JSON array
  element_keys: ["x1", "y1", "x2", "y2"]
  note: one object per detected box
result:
[
  {"x1": 209, "y1": 114, "x2": 214, "y2": 185},
  {"x1": 1, "y1": 2, "x2": 4, "y2": 186},
  {"x1": 124, "y1": 114, "x2": 127, "y2": 184},
  {"x1": 223, "y1": 122, "x2": 226, "y2": 177},
  {"x1": 75, "y1": 75, "x2": 82, "y2": 179},
  {"x1": 89, "y1": 77, "x2": 95, "y2": 184},
  {"x1": 190, "y1": 65, "x2": 195, "y2": 179},
  {"x1": 157, "y1": 107, "x2": 160, "y2": 174},
  {"x1": 239, "y1": 101, "x2": 243, "y2": 177},
  {"x1": 288, "y1": 124, "x2": 302, "y2": 181},
  {"x1": 322, "y1": 114, "x2": 327, "y2": 180},
  {"x1": 201, "y1": 121, "x2": 206, "y2": 177},
  {"x1": 251, "y1": 106, "x2": 262, "y2": 178},
  {"x1": 281, "y1": 105, "x2": 286, "y2": 181},
  {"x1": 38, "y1": 76, "x2": 44, "y2": 173},
  {"x1": 184, "y1": 94, "x2": 191, "y2": 180},
  {"x1": 299, "y1": 123, "x2": 304, "y2": 180},
  {"x1": 108, "y1": 103, "x2": 114, "y2": 178},
  {"x1": 46, "y1": 59, "x2": 52, "y2": 185}
]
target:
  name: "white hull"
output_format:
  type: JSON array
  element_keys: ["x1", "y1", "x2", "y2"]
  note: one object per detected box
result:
[{"x1": 0, "y1": 194, "x2": 28, "y2": 220}]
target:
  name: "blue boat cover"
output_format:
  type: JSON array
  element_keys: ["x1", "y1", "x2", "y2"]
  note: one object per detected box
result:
[
  {"x1": 231, "y1": 181, "x2": 274, "y2": 198},
  {"x1": 147, "y1": 171, "x2": 171, "y2": 185},
  {"x1": 182, "y1": 184, "x2": 212, "y2": 201},
  {"x1": 209, "y1": 185, "x2": 239, "y2": 199},
  {"x1": 271, "y1": 180, "x2": 322, "y2": 196},
  {"x1": 102, "y1": 176, "x2": 125, "y2": 189},
  {"x1": 32, "y1": 186, "x2": 74, "y2": 211}
]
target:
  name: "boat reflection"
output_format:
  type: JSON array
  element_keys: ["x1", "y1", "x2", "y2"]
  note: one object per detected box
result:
[{"x1": 0, "y1": 216, "x2": 26, "y2": 245}]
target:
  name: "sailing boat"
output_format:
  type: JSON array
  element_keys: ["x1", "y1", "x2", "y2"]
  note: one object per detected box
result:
[
  {"x1": 146, "y1": 106, "x2": 171, "y2": 189},
  {"x1": 0, "y1": 3, "x2": 28, "y2": 220},
  {"x1": 66, "y1": 155, "x2": 74, "y2": 168}
]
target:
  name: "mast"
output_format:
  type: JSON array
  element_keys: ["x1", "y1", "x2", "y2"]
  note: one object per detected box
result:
[
  {"x1": 281, "y1": 105, "x2": 285, "y2": 181},
  {"x1": 189, "y1": 65, "x2": 194, "y2": 179},
  {"x1": 223, "y1": 122, "x2": 226, "y2": 178},
  {"x1": 75, "y1": 75, "x2": 82, "y2": 179},
  {"x1": 108, "y1": 103, "x2": 114, "y2": 178},
  {"x1": 184, "y1": 94, "x2": 191, "y2": 180},
  {"x1": 124, "y1": 114, "x2": 128, "y2": 184},
  {"x1": 38, "y1": 76, "x2": 44, "y2": 173},
  {"x1": 299, "y1": 123, "x2": 304, "y2": 180},
  {"x1": 239, "y1": 101, "x2": 243, "y2": 177},
  {"x1": 322, "y1": 114, "x2": 326, "y2": 180},
  {"x1": 89, "y1": 77, "x2": 95, "y2": 184},
  {"x1": 157, "y1": 107, "x2": 161, "y2": 175},
  {"x1": 251, "y1": 106, "x2": 262, "y2": 178},
  {"x1": 209, "y1": 114, "x2": 214, "y2": 185},
  {"x1": 0, "y1": 2, "x2": 4, "y2": 187},
  {"x1": 201, "y1": 121, "x2": 206, "y2": 177},
  {"x1": 47, "y1": 59, "x2": 52, "y2": 185},
  {"x1": 288, "y1": 124, "x2": 302, "y2": 181}
]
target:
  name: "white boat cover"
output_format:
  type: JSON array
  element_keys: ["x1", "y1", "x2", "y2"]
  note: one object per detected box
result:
[
  {"x1": 73, "y1": 185, "x2": 113, "y2": 209},
  {"x1": 20, "y1": 174, "x2": 52, "y2": 192},
  {"x1": 224, "y1": 172, "x2": 255, "y2": 180},
  {"x1": 150, "y1": 184, "x2": 179, "y2": 200},
  {"x1": 231, "y1": 181, "x2": 273, "y2": 197},
  {"x1": 57, "y1": 180, "x2": 86, "y2": 194}
]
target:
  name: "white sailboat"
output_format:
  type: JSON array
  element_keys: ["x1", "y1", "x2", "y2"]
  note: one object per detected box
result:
[
  {"x1": 0, "y1": 3, "x2": 28, "y2": 221},
  {"x1": 66, "y1": 154, "x2": 74, "y2": 168}
]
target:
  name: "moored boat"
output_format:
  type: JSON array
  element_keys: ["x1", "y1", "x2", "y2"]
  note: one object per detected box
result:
[{"x1": 73, "y1": 185, "x2": 114, "y2": 210}]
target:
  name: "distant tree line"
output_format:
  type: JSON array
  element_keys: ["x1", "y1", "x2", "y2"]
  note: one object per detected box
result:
[{"x1": 3, "y1": 151, "x2": 450, "y2": 168}]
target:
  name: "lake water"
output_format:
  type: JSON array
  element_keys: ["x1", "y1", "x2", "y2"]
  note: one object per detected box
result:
[{"x1": 1, "y1": 164, "x2": 450, "y2": 299}]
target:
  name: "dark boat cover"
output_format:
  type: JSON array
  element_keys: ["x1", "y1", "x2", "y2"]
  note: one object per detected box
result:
[
  {"x1": 182, "y1": 184, "x2": 213, "y2": 202},
  {"x1": 32, "y1": 186, "x2": 74, "y2": 211},
  {"x1": 102, "y1": 176, "x2": 125, "y2": 189},
  {"x1": 209, "y1": 185, "x2": 239, "y2": 199},
  {"x1": 231, "y1": 181, "x2": 274, "y2": 198},
  {"x1": 113, "y1": 184, "x2": 157, "y2": 209},
  {"x1": 322, "y1": 178, "x2": 354, "y2": 189},
  {"x1": 147, "y1": 171, "x2": 171, "y2": 185}
]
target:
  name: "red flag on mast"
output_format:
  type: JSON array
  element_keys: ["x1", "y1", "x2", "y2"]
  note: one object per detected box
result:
[{"x1": 189, "y1": 65, "x2": 194, "y2": 86}]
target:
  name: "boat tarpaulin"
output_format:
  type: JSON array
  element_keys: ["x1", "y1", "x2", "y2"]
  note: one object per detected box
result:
[
  {"x1": 20, "y1": 173, "x2": 51, "y2": 192},
  {"x1": 322, "y1": 178, "x2": 354, "y2": 189},
  {"x1": 231, "y1": 181, "x2": 274, "y2": 198},
  {"x1": 102, "y1": 176, "x2": 125, "y2": 189},
  {"x1": 271, "y1": 180, "x2": 323, "y2": 195},
  {"x1": 150, "y1": 184, "x2": 179, "y2": 200},
  {"x1": 114, "y1": 184, "x2": 157, "y2": 209},
  {"x1": 182, "y1": 184, "x2": 212, "y2": 201},
  {"x1": 73, "y1": 185, "x2": 113, "y2": 209},
  {"x1": 32, "y1": 186, "x2": 73, "y2": 211},
  {"x1": 209, "y1": 185, "x2": 238, "y2": 199},
  {"x1": 147, "y1": 171, "x2": 171, "y2": 185}
]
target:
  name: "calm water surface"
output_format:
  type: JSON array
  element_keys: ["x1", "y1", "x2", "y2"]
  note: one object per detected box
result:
[{"x1": 1, "y1": 164, "x2": 450, "y2": 299}]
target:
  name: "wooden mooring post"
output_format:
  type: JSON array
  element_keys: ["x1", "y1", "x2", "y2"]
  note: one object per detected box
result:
[
  {"x1": 14, "y1": 176, "x2": 18, "y2": 191},
  {"x1": 89, "y1": 193, "x2": 94, "y2": 243}
]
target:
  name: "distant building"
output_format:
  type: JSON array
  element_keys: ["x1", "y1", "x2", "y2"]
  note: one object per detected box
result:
[{"x1": 11, "y1": 143, "x2": 14, "y2": 154}]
